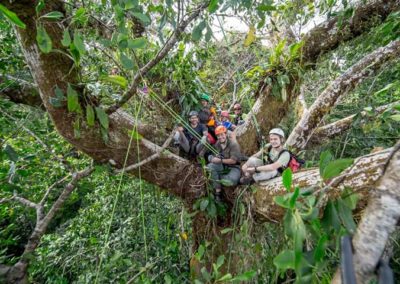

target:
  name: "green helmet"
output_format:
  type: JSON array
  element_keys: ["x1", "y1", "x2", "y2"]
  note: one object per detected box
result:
[{"x1": 200, "y1": 93, "x2": 211, "y2": 102}]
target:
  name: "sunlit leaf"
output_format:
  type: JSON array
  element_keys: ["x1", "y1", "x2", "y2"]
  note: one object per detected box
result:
[
  {"x1": 244, "y1": 26, "x2": 256, "y2": 47},
  {"x1": 208, "y1": 0, "x2": 219, "y2": 13},
  {"x1": 273, "y1": 250, "x2": 295, "y2": 270},
  {"x1": 282, "y1": 168, "x2": 292, "y2": 191},
  {"x1": 0, "y1": 4, "x2": 26, "y2": 29},
  {"x1": 102, "y1": 75, "x2": 128, "y2": 88},
  {"x1": 67, "y1": 84, "x2": 81, "y2": 113},
  {"x1": 322, "y1": 158, "x2": 353, "y2": 180}
]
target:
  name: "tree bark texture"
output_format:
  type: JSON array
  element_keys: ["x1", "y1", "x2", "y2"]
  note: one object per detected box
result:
[
  {"x1": 331, "y1": 142, "x2": 400, "y2": 284},
  {"x1": 253, "y1": 148, "x2": 391, "y2": 222},
  {"x1": 5, "y1": 0, "x2": 206, "y2": 204},
  {"x1": 286, "y1": 39, "x2": 400, "y2": 151},
  {"x1": 236, "y1": 0, "x2": 400, "y2": 154}
]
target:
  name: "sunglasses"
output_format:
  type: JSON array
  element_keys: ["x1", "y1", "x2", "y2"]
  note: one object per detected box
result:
[{"x1": 234, "y1": 108, "x2": 241, "y2": 110}]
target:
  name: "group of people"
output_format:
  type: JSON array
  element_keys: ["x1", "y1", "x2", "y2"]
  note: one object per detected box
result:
[{"x1": 174, "y1": 93, "x2": 291, "y2": 202}]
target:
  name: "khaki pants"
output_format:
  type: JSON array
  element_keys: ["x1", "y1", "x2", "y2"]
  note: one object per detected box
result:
[{"x1": 246, "y1": 157, "x2": 278, "y2": 182}]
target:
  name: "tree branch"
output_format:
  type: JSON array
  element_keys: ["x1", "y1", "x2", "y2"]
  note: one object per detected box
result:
[
  {"x1": 286, "y1": 40, "x2": 400, "y2": 151},
  {"x1": 307, "y1": 101, "x2": 399, "y2": 147},
  {"x1": 253, "y1": 148, "x2": 392, "y2": 222},
  {"x1": 106, "y1": 1, "x2": 210, "y2": 114}
]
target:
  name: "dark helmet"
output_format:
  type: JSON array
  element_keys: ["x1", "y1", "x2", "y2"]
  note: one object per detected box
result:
[{"x1": 188, "y1": 110, "x2": 199, "y2": 117}]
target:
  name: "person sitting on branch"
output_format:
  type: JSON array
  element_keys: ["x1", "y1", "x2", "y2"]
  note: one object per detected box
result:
[
  {"x1": 198, "y1": 93, "x2": 217, "y2": 141},
  {"x1": 232, "y1": 103, "x2": 244, "y2": 126},
  {"x1": 174, "y1": 111, "x2": 208, "y2": 159},
  {"x1": 219, "y1": 110, "x2": 236, "y2": 131},
  {"x1": 241, "y1": 128, "x2": 290, "y2": 184},
  {"x1": 206, "y1": 125, "x2": 242, "y2": 202}
]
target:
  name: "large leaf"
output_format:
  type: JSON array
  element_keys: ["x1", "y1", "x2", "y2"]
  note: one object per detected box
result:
[
  {"x1": 273, "y1": 250, "x2": 295, "y2": 270},
  {"x1": 36, "y1": 25, "x2": 52, "y2": 53},
  {"x1": 231, "y1": 270, "x2": 257, "y2": 281},
  {"x1": 131, "y1": 12, "x2": 151, "y2": 25},
  {"x1": 120, "y1": 53, "x2": 134, "y2": 70},
  {"x1": 337, "y1": 199, "x2": 356, "y2": 234},
  {"x1": 322, "y1": 201, "x2": 341, "y2": 234},
  {"x1": 319, "y1": 150, "x2": 332, "y2": 176},
  {"x1": 208, "y1": 0, "x2": 219, "y2": 13},
  {"x1": 127, "y1": 37, "x2": 147, "y2": 49},
  {"x1": 86, "y1": 105, "x2": 95, "y2": 127},
  {"x1": 102, "y1": 75, "x2": 128, "y2": 88},
  {"x1": 95, "y1": 107, "x2": 109, "y2": 130},
  {"x1": 216, "y1": 255, "x2": 225, "y2": 269},
  {"x1": 67, "y1": 84, "x2": 81, "y2": 113},
  {"x1": 322, "y1": 158, "x2": 354, "y2": 180},
  {"x1": 61, "y1": 29, "x2": 71, "y2": 47},
  {"x1": 73, "y1": 32, "x2": 86, "y2": 55},
  {"x1": 192, "y1": 20, "x2": 206, "y2": 41},
  {"x1": 282, "y1": 168, "x2": 292, "y2": 191},
  {"x1": 0, "y1": 4, "x2": 26, "y2": 28}
]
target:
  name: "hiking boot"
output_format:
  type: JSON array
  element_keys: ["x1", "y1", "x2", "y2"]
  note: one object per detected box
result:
[{"x1": 240, "y1": 176, "x2": 254, "y2": 185}]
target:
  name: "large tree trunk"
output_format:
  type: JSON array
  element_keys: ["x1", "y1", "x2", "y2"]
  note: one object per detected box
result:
[{"x1": 236, "y1": 0, "x2": 400, "y2": 154}]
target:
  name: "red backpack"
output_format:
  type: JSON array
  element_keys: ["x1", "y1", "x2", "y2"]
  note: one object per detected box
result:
[{"x1": 265, "y1": 145, "x2": 305, "y2": 173}]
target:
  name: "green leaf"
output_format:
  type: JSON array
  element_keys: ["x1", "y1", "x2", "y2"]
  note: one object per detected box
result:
[
  {"x1": 273, "y1": 250, "x2": 295, "y2": 270},
  {"x1": 314, "y1": 234, "x2": 328, "y2": 262},
  {"x1": 73, "y1": 32, "x2": 86, "y2": 55},
  {"x1": 289, "y1": 41, "x2": 304, "y2": 58},
  {"x1": 337, "y1": 199, "x2": 356, "y2": 234},
  {"x1": 127, "y1": 37, "x2": 147, "y2": 49},
  {"x1": 200, "y1": 199, "x2": 209, "y2": 211},
  {"x1": 319, "y1": 150, "x2": 332, "y2": 176},
  {"x1": 342, "y1": 189, "x2": 359, "y2": 210},
  {"x1": 129, "y1": 129, "x2": 143, "y2": 140},
  {"x1": 208, "y1": 0, "x2": 219, "y2": 13},
  {"x1": 196, "y1": 244, "x2": 205, "y2": 260},
  {"x1": 390, "y1": 114, "x2": 400, "y2": 121},
  {"x1": 86, "y1": 105, "x2": 95, "y2": 127},
  {"x1": 192, "y1": 20, "x2": 206, "y2": 41},
  {"x1": 61, "y1": 29, "x2": 71, "y2": 47},
  {"x1": 131, "y1": 12, "x2": 151, "y2": 25},
  {"x1": 205, "y1": 24, "x2": 213, "y2": 42},
  {"x1": 36, "y1": 0, "x2": 45, "y2": 14},
  {"x1": 0, "y1": 4, "x2": 26, "y2": 29},
  {"x1": 120, "y1": 53, "x2": 134, "y2": 70},
  {"x1": 257, "y1": 4, "x2": 276, "y2": 12},
  {"x1": 244, "y1": 26, "x2": 256, "y2": 47},
  {"x1": 231, "y1": 270, "x2": 257, "y2": 281},
  {"x1": 282, "y1": 168, "x2": 292, "y2": 191},
  {"x1": 207, "y1": 201, "x2": 217, "y2": 217},
  {"x1": 4, "y1": 145, "x2": 18, "y2": 162},
  {"x1": 216, "y1": 255, "x2": 225, "y2": 269},
  {"x1": 217, "y1": 273, "x2": 232, "y2": 282},
  {"x1": 95, "y1": 107, "x2": 109, "y2": 130},
  {"x1": 100, "y1": 126, "x2": 109, "y2": 143},
  {"x1": 322, "y1": 158, "x2": 353, "y2": 180},
  {"x1": 67, "y1": 84, "x2": 81, "y2": 113},
  {"x1": 274, "y1": 195, "x2": 290, "y2": 209},
  {"x1": 102, "y1": 75, "x2": 128, "y2": 88},
  {"x1": 41, "y1": 11, "x2": 64, "y2": 20},
  {"x1": 322, "y1": 201, "x2": 341, "y2": 234},
  {"x1": 289, "y1": 187, "x2": 300, "y2": 209},
  {"x1": 36, "y1": 25, "x2": 52, "y2": 53}
]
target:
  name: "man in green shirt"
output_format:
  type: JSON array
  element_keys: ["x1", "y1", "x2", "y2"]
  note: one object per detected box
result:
[
  {"x1": 207, "y1": 125, "x2": 242, "y2": 202},
  {"x1": 241, "y1": 128, "x2": 290, "y2": 183}
]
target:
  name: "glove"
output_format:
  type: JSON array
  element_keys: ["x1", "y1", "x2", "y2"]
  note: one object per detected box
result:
[
  {"x1": 201, "y1": 136, "x2": 207, "y2": 144},
  {"x1": 208, "y1": 155, "x2": 214, "y2": 163}
]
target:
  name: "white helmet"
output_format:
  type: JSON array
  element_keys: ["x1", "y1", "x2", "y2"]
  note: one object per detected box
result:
[{"x1": 269, "y1": 128, "x2": 285, "y2": 138}]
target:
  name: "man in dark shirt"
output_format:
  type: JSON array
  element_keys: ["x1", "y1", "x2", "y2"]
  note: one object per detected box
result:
[
  {"x1": 206, "y1": 125, "x2": 242, "y2": 202},
  {"x1": 233, "y1": 103, "x2": 244, "y2": 126},
  {"x1": 175, "y1": 111, "x2": 208, "y2": 159}
]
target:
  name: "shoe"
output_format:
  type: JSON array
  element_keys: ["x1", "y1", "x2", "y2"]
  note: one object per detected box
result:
[{"x1": 240, "y1": 176, "x2": 254, "y2": 185}]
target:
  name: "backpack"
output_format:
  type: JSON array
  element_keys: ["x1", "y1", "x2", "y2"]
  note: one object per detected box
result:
[{"x1": 265, "y1": 145, "x2": 305, "y2": 173}]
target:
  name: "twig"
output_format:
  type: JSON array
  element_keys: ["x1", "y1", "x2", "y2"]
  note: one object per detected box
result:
[
  {"x1": 39, "y1": 175, "x2": 71, "y2": 206},
  {"x1": 115, "y1": 131, "x2": 175, "y2": 173}
]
